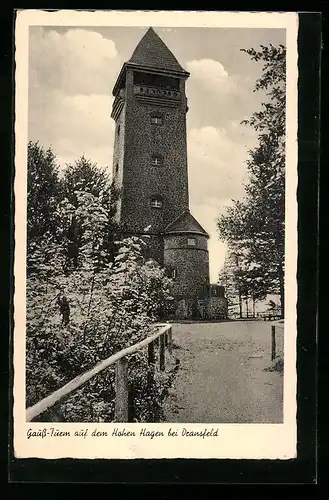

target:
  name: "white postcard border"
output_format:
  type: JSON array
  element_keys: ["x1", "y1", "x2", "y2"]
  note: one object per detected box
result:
[{"x1": 13, "y1": 9, "x2": 299, "y2": 460}]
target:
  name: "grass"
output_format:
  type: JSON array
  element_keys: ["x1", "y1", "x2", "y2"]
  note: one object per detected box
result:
[{"x1": 264, "y1": 357, "x2": 284, "y2": 373}]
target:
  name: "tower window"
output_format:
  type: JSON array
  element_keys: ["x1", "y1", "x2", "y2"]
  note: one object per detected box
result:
[
  {"x1": 187, "y1": 237, "x2": 196, "y2": 247},
  {"x1": 115, "y1": 163, "x2": 119, "y2": 174},
  {"x1": 166, "y1": 266, "x2": 177, "y2": 280},
  {"x1": 117, "y1": 124, "x2": 121, "y2": 136},
  {"x1": 150, "y1": 196, "x2": 163, "y2": 209},
  {"x1": 151, "y1": 155, "x2": 163, "y2": 166},
  {"x1": 151, "y1": 116, "x2": 163, "y2": 125}
]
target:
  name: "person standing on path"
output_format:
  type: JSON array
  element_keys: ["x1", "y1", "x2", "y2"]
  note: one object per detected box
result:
[{"x1": 57, "y1": 287, "x2": 70, "y2": 326}]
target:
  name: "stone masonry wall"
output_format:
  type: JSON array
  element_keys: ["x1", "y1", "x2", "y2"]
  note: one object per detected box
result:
[
  {"x1": 205, "y1": 296, "x2": 228, "y2": 320},
  {"x1": 118, "y1": 69, "x2": 189, "y2": 234},
  {"x1": 164, "y1": 233, "x2": 210, "y2": 298}
]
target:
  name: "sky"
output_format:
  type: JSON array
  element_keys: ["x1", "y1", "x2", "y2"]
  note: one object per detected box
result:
[{"x1": 28, "y1": 25, "x2": 285, "y2": 282}]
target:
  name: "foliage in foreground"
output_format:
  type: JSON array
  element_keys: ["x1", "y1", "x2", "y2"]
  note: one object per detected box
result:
[
  {"x1": 26, "y1": 144, "x2": 175, "y2": 422},
  {"x1": 218, "y1": 44, "x2": 286, "y2": 317}
]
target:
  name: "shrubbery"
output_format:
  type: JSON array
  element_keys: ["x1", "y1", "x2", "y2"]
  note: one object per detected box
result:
[{"x1": 26, "y1": 143, "x2": 175, "y2": 422}]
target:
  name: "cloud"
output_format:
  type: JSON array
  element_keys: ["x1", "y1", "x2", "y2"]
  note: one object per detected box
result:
[
  {"x1": 186, "y1": 58, "x2": 240, "y2": 95},
  {"x1": 188, "y1": 58, "x2": 228, "y2": 79},
  {"x1": 184, "y1": 58, "x2": 258, "y2": 132},
  {"x1": 29, "y1": 88, "x2": 115, "y2": 169},
  {"x1": 29, "y1": 28, "x2": 118, "y2": 168},
  {"x1": 187, "y1": 125, "x2": 253, "y2": 208},
  {"x1": 187, "y1": 125, "x2": 257, "y2": 281},
  {"x1": 29, "y1": 27, "x2": 120, "y2": 96}
]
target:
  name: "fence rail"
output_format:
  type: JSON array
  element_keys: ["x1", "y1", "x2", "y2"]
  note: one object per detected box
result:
[
  {"x1": 260, "y1": 312, "x2": 282, "y2": 321},
  {"x1": 26, "y1": 323, "x2": 173, "y2": 423}
]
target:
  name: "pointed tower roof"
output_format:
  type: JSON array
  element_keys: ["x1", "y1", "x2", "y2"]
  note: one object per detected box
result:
[
  {"x1": 112, "y1": 27, "x2": 189, "y2": 95},
  {"x1": 164, "y1": 210, "x2": 210, "y2": 238},
  {"x1": 128, "y1": 27, "x2": 187, "y2": 73}
]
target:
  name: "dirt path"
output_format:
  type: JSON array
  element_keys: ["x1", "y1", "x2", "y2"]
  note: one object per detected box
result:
[{"x1": 164, "y1": 321, "x2": 283, "y2": 423}]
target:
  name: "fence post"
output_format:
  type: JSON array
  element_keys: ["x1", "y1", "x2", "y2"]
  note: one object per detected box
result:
[
  {"x1": 148, "y1": 340, "x2": 155, "y2": 364},
  {"x1": 147, "y1": 341, "x2": 155, "y2": 388},
  {"x1": 168, "y1": 327, "x2": 172, "y2": 354},
  {"x1": 159, "y1": 334, "x2": 165, "y2": 371},
  {"x1": 115, "y1": 357, "x2": 129, "y2": 422},
  {"x1": 271, "y1": 325, "x2": 276, "y2": 361}
]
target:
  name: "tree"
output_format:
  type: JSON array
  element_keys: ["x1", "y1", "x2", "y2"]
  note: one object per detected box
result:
[
  {"x1": 60, "y1": 156, "x2": 119, "y2": 270},
  {"x1": 218, "y1": 251, "x2": 245, "y2": 318},
  {"x1": 218, "y1": 247, "x2": 267, "y2": 319},
  {"x1": 217, "y1": 44, "x2": 286, "y2": 318},
  {"x1": 61, "y1": 155, "x2": 112, "y2": 205},
  {"x1": 25, "y1": 144, "x2": 176, "y2": 422},
  {"x1": 218, "y1": 255, "x2": 238, "y2": 313},
  {"x1": 27, "y1": 141, "x2": 61, "y2": 242}
]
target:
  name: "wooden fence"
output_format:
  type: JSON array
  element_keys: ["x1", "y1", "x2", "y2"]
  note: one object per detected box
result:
[{"x1": 26, "y1": 323, "x2": 173, "y2": 423}]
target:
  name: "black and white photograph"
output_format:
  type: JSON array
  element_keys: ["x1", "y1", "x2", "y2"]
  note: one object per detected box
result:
[{"x1": 14, "y1": 10, "x2": 298, "y2": 460}]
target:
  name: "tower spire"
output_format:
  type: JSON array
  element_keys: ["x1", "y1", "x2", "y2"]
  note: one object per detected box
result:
[{"x1": 127, "y1": 27, "x2": 188, "y2": 74}]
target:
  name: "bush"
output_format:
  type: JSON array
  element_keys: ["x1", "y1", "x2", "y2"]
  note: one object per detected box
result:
[{"x1": 26, "y1": 187, "x2": 175, "y2": 422}]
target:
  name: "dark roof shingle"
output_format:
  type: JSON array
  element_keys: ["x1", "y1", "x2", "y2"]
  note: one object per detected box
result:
[
  {"x1": 165, "y1": 210, "x2": 209, "y2": 237},
  {"x1": 128, "y1": 27, "x2": 187, "y2": 73}
]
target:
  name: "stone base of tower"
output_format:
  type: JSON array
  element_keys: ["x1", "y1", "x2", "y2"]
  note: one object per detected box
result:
[{"x1": 164, "y1": 285, "x2": 228, "y2": 321}]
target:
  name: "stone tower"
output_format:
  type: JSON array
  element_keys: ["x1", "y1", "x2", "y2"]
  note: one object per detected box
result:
[{"x1": 111, "y1": 27, "x2": 226, "y2": 319}]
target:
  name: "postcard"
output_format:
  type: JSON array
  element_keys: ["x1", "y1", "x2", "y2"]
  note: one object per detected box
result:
[{"x1": 13, "y1": 9, "x2": 298, "y2": 460}]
